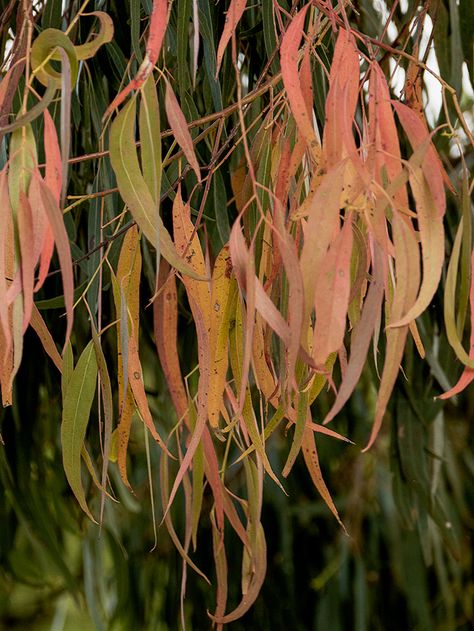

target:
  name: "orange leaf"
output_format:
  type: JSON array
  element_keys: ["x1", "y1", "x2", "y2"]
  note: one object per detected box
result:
[
  {"x1": 302, "y1": 426, "x2": 346, "y2": 531},
  {"x1": 153, "y1": 260, "x2": 189, "y2": 423},
  {"x1": 230, "y1": 219, "x2": 291, "y2": 347},
  {"x1": 363, "y1": 213, "x2": 420, "y2": 451},
  {"x1": 369, "y1": 62, "x2": 408, "y2": 211},
  {"x1": 299, "y1": 161, "x2": 346, "y2": 327},
  {"x1": 153, "y1": 261, "x2": 229, "y2": 534},
  {"x1": 43, "y1": 109, "x2": 62, "y2": 202},
  {"x1": 208, "y1": 246, "x2": 237, "y2": 427},
  {"x1": 114, "y1": 225, "x2": 142, "y2": 489},
  {"x1": 389, "y1": 170, "x2": 444, "y2": 328},
  {"x1": 323, "y1": 28, "x2": 360, "y2": 170},
  {"x1": 128, "y1": 334, "x2": 171, "y2": 455},
  {"x1": 313, "y1": 215, "x2": 353, "y2": 364},
  {"x1": 280, "y1": 4, "x2": 320, "y2": 161},
  {"x1": 393, "y1": 101, "x2": 448, "y2": 216}
]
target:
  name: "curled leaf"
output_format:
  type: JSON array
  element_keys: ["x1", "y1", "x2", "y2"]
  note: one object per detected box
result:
[{"x1": 31, "y1": 28, "x2": 78, "y2": 88}]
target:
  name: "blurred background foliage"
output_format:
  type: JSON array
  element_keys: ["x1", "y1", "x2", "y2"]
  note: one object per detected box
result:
[{"x1": 0, "y1": 0, "x2": 473, "y2": 629}]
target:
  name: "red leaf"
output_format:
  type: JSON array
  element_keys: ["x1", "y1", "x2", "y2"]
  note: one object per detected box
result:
[
  {"x1": 35, "y1": 109, "x2": 62, "y2": 291},
  {"x1": 0, "y1": 168, "x2": 11, "y2": 367},
  {"x1": 216, "y1": 0, "x2": 248, "y2": 75},
  {"x1": 392, "y1": 101, "x2": 447, "y2": 216},
  {"x1": 369, "y1": 63, "x2": 408, "y2": 211},
  {"x1": 104, "y1": 0, "x2": 169, "y2": 117},
  {"x1": 32, "y1": 174, "x2": 74, "y2": 349},
  {"x1": 323, "y1": 28, "x2": 360, "y2": 170},
  {"x1": 17, "y1": 192, "x2": 34, "y2": 332},
  {"x1": 280, "y1": 4, "x2": 320, "y2": 161}
]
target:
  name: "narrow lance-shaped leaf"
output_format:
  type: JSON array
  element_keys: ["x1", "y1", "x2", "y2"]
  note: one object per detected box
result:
[
  {"x1": 139, "y1": 76, "x2": 162, "y2": 206},
  {"x1": 442, "y1": 218, "x2": 474, "y2": 368},
  {"x1": 104, "y1": 0, "x2": 169, "y2": 117},
  {"x1": 153, "y1": 260, "x2": 189, "y2": 423},
  {"x1": 325, "y1": 241, "x2": 385, "y2": 423},
  {"x1": 323, "y1": 29, "x2": 360, "y2": 170},
  {"x1": 302, "y1": 426, "x2": 346, "y2": 531},
  {"x1": 30, "y1": 304, "x2": 63, "y2": 372},
  {"x1": 282, "y1": 390, "x2": 309, "y2": 477},
  {"x1": 230, "y1": 219, "x2": 291, "y2": 348},
  {"x1": 153, "y1": 261, "x2": 232, "y2": 536},
  {"x1": 439, "y1": 248, "x2": 474, "y2": 398},
  {"x1": 109, "y1": 98, "x2": 204, "y2": 279},
  {"x1": 298, "y1": 162, "x2": 346, "y2": 331},
  {"x1": 208, "y1": 246, "x2": 237, "y2": 428},
  {"x1": 369, "y1": 63, "x2": 408, "y2": 211},
  {"x1": 273, "y1": 198, "x2": 304, "y2": 390},
  {"x1": 32, "y1": 175, "x2": 74, "y2": 349},
  {"x1": 90, "y1": 320, "x2": 114, "y2": 525},
  {"x1": 128, "y1": 334, "x2": 171, "y2": 456},
  {"x1": 61, "y1": 340, "x2": 98, "y2": 523},
  {"x1": 17, "y1": 192, "x2": 34, "y2": 332},
  {"x1": 392, "y1": 101, "x2": 448, "y2": 216},
  {"x1": 209, "y1": 523, "x2": 267, "y2": 624},
  {"x1": 389, "y1": 170, "x2": 444, "y2": 328},
  {"x1": 228, "y1": 301, "x2": 284, "y2": 491},
  {"x1": 216, "y1": 0, "x2": 248, "y2": 76},
  {"x1": 363, "y1": 212, "x2": 420, "y2": 451},
  {"x1": 280, "y1": 4, "x2": 320, "y2": 162},
  {"x1": 0, "y1": 169, "x2": 11, "y2": 360},
  {"x1": 165, "y1": 79, "x2": 201, "y2": 182},
  {"x1": 36, "y1": 109, "x2": 61, "y2": 291},
  {"x1": 0, "y1": 79, "x2": 56, "y2": 134},
  {"x1": 313, "y1": 215, "x2": 353, "y2": 365},
  {"x1": 210, "y1": 512, "x2": 228, "y2": 630}
]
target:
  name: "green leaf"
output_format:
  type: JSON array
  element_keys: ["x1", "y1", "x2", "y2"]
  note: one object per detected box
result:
[
  {"x1": 130, "y1": 1, "x2": 143, "y2": 64},
  {"x1": 61, "y1": 340, "x2": 98, "y2": 522},
  {"x1": 109, "y1": 97, "x2": 205, "y2": 280},
  {"x1": 31, "y1": 28, "x2": 78, "y2": 88},
  {"x1": 139, "y1": 76, "x2": 162, "y2": 205}
]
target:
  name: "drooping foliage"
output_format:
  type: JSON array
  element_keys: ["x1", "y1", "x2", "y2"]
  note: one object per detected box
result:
[{"x1": 0, "y1": 0, "x2": 473, "y2": 628}]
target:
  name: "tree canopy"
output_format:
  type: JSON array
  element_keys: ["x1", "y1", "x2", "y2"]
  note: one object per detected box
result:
[{"x1": 0, "y1": 0, "x2": 473, "y2": 628}]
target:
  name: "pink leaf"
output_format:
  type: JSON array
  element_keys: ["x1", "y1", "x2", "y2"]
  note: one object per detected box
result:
[
  {"x1": 104, "y1": 0, "x2": 169, "y2": 117},
  {"x1": 216, "y1": 0, "x2": 248, "y2": 76},
  {"x1": 165, "y1": 80, "x2": 201, "y2": 181}
]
